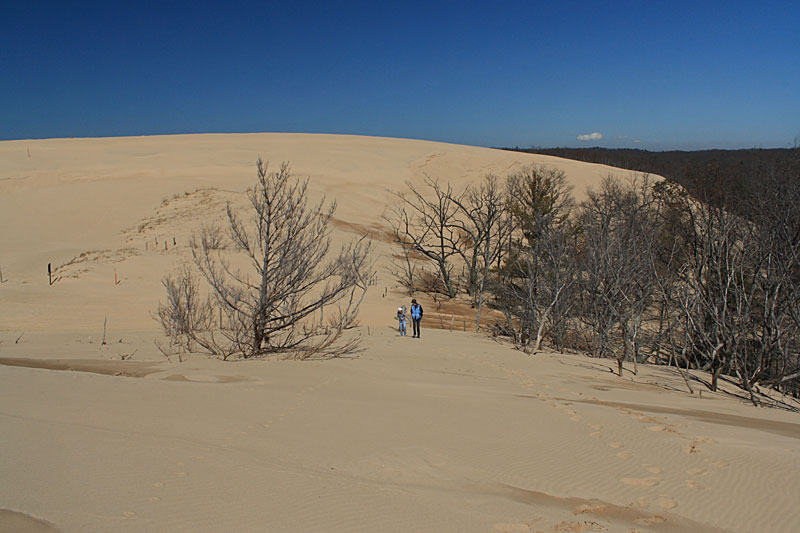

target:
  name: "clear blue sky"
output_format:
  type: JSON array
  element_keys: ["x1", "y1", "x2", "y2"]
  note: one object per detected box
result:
[{"x1": 1, "y1": 1, "x2": 798, "y2": 150}]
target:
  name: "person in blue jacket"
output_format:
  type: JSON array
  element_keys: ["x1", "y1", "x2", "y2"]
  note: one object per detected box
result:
[{"x1": 410, "y1": 298, "x2": 423, "y2": 338}]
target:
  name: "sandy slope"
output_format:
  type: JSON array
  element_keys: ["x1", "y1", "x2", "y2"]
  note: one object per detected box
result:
[
  {"x1": 0, "y1": 133, "x2": 641, "y2": 333},
  {"x1": 2, "y1": 329, "x2": 799, "y2": 532},
  {"x1": 1, "y1": 134, "x2": 799, "y2": 532}
]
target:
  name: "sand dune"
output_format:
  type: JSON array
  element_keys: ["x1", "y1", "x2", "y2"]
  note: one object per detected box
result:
[
  {"x1": 0, "y1": 133, "x2": 640, "y2": 333},
  {"x1": 2, "y1": 134, "x2": 799, "y2": 532}
]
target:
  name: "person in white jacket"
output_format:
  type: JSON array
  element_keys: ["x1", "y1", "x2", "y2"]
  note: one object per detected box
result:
[{"x1": 395, "y1": 306, "x2": 408, "y2": 336}]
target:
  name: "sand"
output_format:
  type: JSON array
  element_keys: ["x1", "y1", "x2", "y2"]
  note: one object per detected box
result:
[{"x1": 1, "y1": 133, "x2": 799, "y2": 532}]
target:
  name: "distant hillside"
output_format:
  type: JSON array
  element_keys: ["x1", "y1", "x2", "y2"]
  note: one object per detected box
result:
[{"x1": 504, "y1": 146, "x2": 800, "y2": 209}]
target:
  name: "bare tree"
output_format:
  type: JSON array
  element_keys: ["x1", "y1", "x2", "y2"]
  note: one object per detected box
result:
[
  {"x1": 674, "y1": 165, "x2": 800, "y2": 398},
  {"x1": 386, "y1": 239, "x2": 419, "y2": 295},
  {"x1": 197, "y1": 223, "x2": 226, "y2": 250},
  {"x1": 385, "y1": 177, "x2": 466, "y2": 297},
  {"x1": 643, "y1": 165, "x2": 800, "y2": 401},
  {"x1": 156, "y1": 266, "x2": 237, "y2": 360},
  {"x1": 648, "y1": 180, "x2": 698, "y2": 391},
  {"x1": 752, "y1": 168, "x2": 800, "y2": 397},
  {"x1": 448, "y1": 174, "x2": 508, "y2": 329},
  {"x1": 159, "y1": 159, "x2": 373, "y2": 360},
  {"x1": 577, "y1": 175, "x2": 658, "y2": 376},
  {"x1": 493, "y1": 166, "x2": 576, "y2": 351}
]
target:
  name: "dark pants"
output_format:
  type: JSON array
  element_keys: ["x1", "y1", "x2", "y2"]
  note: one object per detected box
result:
[{"x1": 412, "y1": 318, "x2": 421, "y2": 337}]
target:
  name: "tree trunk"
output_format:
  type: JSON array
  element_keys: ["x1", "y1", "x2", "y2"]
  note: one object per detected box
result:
[
  {"x1": 475, "y1": 273, "x2": 487, "y2": 332},
  {"x1": 711, "y1": 367, "x2": 721, "y2": 392}
]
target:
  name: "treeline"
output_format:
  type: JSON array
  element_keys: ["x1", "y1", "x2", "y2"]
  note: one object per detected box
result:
[
  {"x1": 505, "y1": 146, "x2": 800, "y2": 210},
  {"x1": 386, "y1": 163, "x2": 800, "y2": 403}
]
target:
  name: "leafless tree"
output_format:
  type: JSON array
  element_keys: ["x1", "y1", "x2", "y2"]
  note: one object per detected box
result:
[
  {"x1": 159, "y1": 159, "x2": 373, "y2": 360},
  {"x1": 385, "y1": 239, "x2": 419, "y2": 295},
  {"x1": 492, "y1": 166, "x2": 577, "y2": 351},
  {"x1": 447, "y1": 174, "x2": 509, "y2": 329},
  {"x1": 674, "y1": 166, "x2": 800, "y2": 398},
  {"x1": 156, "y1": 266, "x2": 236, "y2": 360},
  {"x1": 751, "y1": 169, "x2": 800, "y2": 397},
  {"x1": 647, "y1": 180, "x2": 697, "y2": 390},
  {"x1": 197, "y1": 223, "x2": 226, "y2": 250},
  {"x1": 385, "y1": 176, "x2": 466, "y2": 297},
  {"x1": 577, "y1": 175, "x2": 659, "y2": 376}
]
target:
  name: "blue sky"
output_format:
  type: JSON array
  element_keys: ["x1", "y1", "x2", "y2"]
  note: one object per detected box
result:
[{"x1": 1, "y1": 1, "x2": 798, "y2": 149}]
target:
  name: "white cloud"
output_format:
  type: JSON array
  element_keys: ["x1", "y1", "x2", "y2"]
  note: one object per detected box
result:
[
  {"x1": 633, "y1": 139, "x2": 642, "y2": 144},
  {"x1": 577, "y1": 132, "x2": 603, "y2": 141}
]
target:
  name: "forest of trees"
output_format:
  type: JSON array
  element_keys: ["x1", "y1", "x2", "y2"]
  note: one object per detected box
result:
[
  {"x1": 506, "y1": 146, "x2": 800, "y2": 211},
  {"x1": 387, "y1": 153, "x2": 800, "y2": 405}
]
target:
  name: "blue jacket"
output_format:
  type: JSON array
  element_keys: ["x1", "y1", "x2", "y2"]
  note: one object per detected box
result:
[{"x1": 410, "y1": 304, "x2": 423, "y2": 319}]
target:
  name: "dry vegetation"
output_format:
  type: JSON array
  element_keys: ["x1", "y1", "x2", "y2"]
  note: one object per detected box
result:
[
  {"x1": 54, "y1": 248, "x2": 140, "y2": 280},
  {"x1": 385, "y1": 163, "x2": 800, "y2": 404},
  {"x1": 157, "y1": 160, "x2": 374, "y2": 360}
]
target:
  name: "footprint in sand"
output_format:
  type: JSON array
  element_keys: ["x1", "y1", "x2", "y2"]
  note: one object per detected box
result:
[
  {"x1": 638, "y1": 495, "x2": 678, "y2": 510},
  {"x1": 656, "y1": 495, "x2": 678, "y2": 510},
  {"x1": 175, "y1": 471, "x2": 188, "y2": 478},
  {"x1": 609, "y1": 442, "x2": 624, "y2": 449},
  {"x1": 589, "y1": 431, "x2": 603, "y2": 438},
  {"x1": 684, "y1": 436, "x2": 716, "y2": 455},
  {"x1": 589, "y1": 424, "x2": 602, "y2": 431},
  {"x1": 553, "y1": 519, "x2": 608, "y2": 531},
  {"x1": 704, "y1": 459, "x2": 729, "y2": 469},
  {"x1": 574, "y1": 504, "x2": 608, "y2": 515},
  {"x1": 152, "y1": 482, "x2": 164, "y2": 488},
  {"x1": 492, "y1": 523, "x2": 530, "y2": 532},
  {"x1": 616, "y1": 451, "x2": 633, "y2": 459},
  {"x1": 643, "y1": 465, "x2": 663, "y2": 474},
  {"x1": 570, "y1": 415, "x2": 582, "y2": 422},
  {"x1": 145, "y1": 497, "x2": 160, "y2": 503},
  {"x1": 622, "y1": 477, "x2": 661, "y2": 487},
  {"x1": 635, "y1": 515, "x2": 667, "y2": 526},
  {"x1": 686, "y1": 479, "x2": 704, "y2": 490},
  {"x1": 648, "y1": 426, "x2": 668, "y2": 432},
  {"x1": 687, "y1": 467, "x2": 707, "y2": 476}
]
